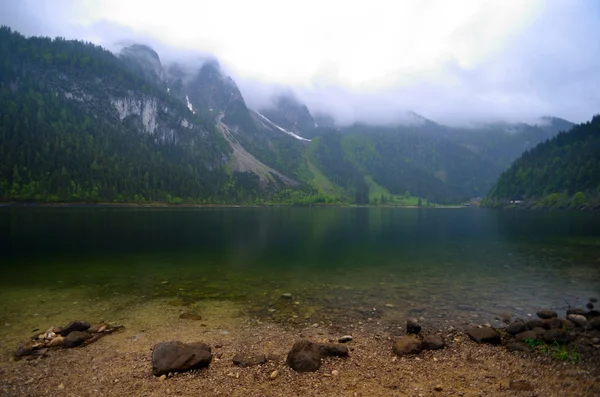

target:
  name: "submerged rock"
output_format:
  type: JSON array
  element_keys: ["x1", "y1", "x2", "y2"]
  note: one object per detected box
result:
[
  {"x1": 393, "y1": 335, "x2": 423, "y2": 356},
  {"x1": 536, "y1": 310, "x2": 557, "y2": 320},
  {"x1": 60, "y1": 321, "x2": 91, "y2": 336},
  {"x1": 466, "y1": 327, "x2": 501, "y2": 345},
  {"x1": 152, "y1": 341, "x2": 212, "y2": 376},
  {"x1": 286, "y1": 340, "x2": 321, "y2": 372},
  {"x1": 232, "y1": 353, "x2": 267, "y2": 367}
]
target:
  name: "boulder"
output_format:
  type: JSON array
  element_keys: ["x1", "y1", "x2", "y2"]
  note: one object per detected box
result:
[
  {"x1": 232, "y1": 353, "x2": 267, "y2": 367},
  {"x1": 536, "y1": 310, "x2": 557, "y2": 319},
  {"x1": 286, "y1": 340, "x2": 321, "y2": 372},
  {"x1": 526, "y1": 319, "x2": 544, "y2": 330},
  {"x1": 506, "y1": 321, "x2": 527, "y2": 335},
  {"x1": 393, "y1": 335, "x2": 423, "y2": 356},
  {"x1": 61, "y1": 331, "x2": 90, "y2": 348},
  {"x1": 466, "y1": 327, "x2": 501, "y2": 345},
  {"x1": 541, "y1": 318, "x2": 562, "y2": 330},
  {"x1": 543, "y1": 329, "x2": 572, "y2": 344},
  {"x1": 566, "y1": 308, "x2": 587, "y2": 316},
  {"x1": 151, "y1": 341, "x2": 212, "y2": 376},
  {"x1": 406, "y1": 319, "x2": 422, "y2": 335},
  {"x1": 318, "y1": 343, "x2": 349, "y2": 357},
  {"x1": 567, "y1": 314, "x2": 587, "y2": 328},
  {"x1": 506, "y1": 343, "x2": 531, "y2": 354},
  {"x1": 60, "y1": 321, "x2": 91, "y2": 336},
  {"x1": 515, "y1": 331, "x2": 538, "y2": 343},
  {"x1": 422, "y1": 335, "x2": 445, "y2": 350}
]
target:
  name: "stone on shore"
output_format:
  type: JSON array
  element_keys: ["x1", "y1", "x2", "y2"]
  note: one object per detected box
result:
[
  {"x1": 393, "y1": 335, "x2": 423, "y2": 356},
  {"x1": 286, "y1": 340, "x2": 321, "y2": 372},
  {"x1": 422, "y1": 335, "x2": 445, "y2": 350},
  {"x1": 232, "y1": 353, "x2": 267, "y2": 367},
  {"x1": 338, "y1": 335, "x2": 353, "y2": 343},
  {"x1": 318, "y1": 343, "x2": 349, "y2": 357},
  {"x1": 60, "y1": 321, "x2": 91, "y2": 336},
  {"x1": 515, "y1": 330, "x2": 538, "y2": 343},
  {"x1": 543, "y1": 329, "x2": 572, "y2": 344},
  {"x1": 152, "y1": 341, "x2": 212, "y2": 376},
  {"x1": 541, "y1": 318, "x2": 562, "y2": 330},
  {"x1": 566, "y1": 308, "x2": 586, "y2": 316},
  {"x1": 536, "y1": 310, "x2": 557, "y2": 320},
  {"x1": 406, "y1": 319, "x2": 422, "y2": 335},
  {"x1": 506, "y1": 321, "x2": 527, "y2": 335},
  {"x1": 567, "y1": 314, "x2": 587, "y2": 328},
  {"x1": 466, "y1": 327, "x2": 501, "y2": 345},
  {"x1": 61, "y1": 331, "x2": 90, "y2": 348}
]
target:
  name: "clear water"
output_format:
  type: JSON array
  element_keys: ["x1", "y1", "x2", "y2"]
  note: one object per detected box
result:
[{"x1": 1, "y1": 206, "x2": 599, "y2": 340}]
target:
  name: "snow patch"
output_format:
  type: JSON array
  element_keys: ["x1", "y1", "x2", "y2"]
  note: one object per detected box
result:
[
  {"x1": 255, "y1": 113, "x2": 311, "y2": 142},
  {"x1": 186, "y1": 95, "x2": 195, "y2": 114}
]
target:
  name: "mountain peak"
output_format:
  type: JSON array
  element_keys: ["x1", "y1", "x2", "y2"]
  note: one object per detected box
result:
[{"x1": 119, "y1": 43, "x2": 164, "y2": 84}]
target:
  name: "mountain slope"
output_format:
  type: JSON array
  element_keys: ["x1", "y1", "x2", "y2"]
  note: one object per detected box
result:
[{"x1": 488, "y1": 115, "x2": 600, "y2": 208}]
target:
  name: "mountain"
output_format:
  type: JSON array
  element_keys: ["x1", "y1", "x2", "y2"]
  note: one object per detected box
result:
[
  {"x1": 487, "y1": 115, "x2": 600, "y2": 209},
  {"x1": 0, "y1": 26, "x2": 576, "y2": 206}
]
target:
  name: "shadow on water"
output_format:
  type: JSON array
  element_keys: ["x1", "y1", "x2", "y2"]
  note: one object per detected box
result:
[{"x1": 0, "y1": 207, "x2": 599, "y2": 328}]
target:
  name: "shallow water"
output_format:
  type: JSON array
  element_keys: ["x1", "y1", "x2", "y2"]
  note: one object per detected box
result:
[{"x1": 1, "y1": 206, "x2": 599, "y2": 344}]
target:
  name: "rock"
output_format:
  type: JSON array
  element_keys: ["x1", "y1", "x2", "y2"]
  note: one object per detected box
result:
[
  {"x1": 97, "y1": 325, "x2": 107, "y2": 333},
  {"x1": 526, "y1": 319, "x2": 544, "y2": 330},
  {"x1": 515, "y1": 331, "x2": 538, "y2": 343},
  {"x1": 61, "y1": 331, "x2": 90, "y2": 348},
  {"x1": 591, "y1": 297, "x2": 599, "y2": 303},
  {"x1": 588, "y1": 316, "x2": 600, "y2": 330},
  {"x1": 60, "y1": 321, "x2": 91, "y2": 336},
  {"x1": 179, "y1": 312, "x2": 202, "y2": 321},
  {"x1": 588, "y1": 310, "x2": 600, "y2": 317},
  {"x1": 331, "y1": 369, "x2": 339, "y2": 376},
  {"x1": 338, "y1": 335, "x2": 353, "y2": 343},
  {"x1": 58, "y1": 383, "x2": 65, "y2": 390},
  {"x1": 466, "y1": 327, "x2": 501, "y2": 345},
  {"x1": 48, "y1": 336, "x2": 64, "y2": 347},
  {"x1": 159, "y1": 374, "x2": 167, "y2": 381},
  {"x1": 151, "y1": 341, "x2": 212, "y2": 376},
  {"x1": 586, "y1": 302, "x2": 594, "y2": 310},
  {"x1": 541, "y1": 318, "x2": 562, "y2": 330},
  {"x1": 14, "y1": 343, "x2": 34, "y2": 357},
  {"x1": 506, "y1": 343, "x2": 531, "y2": 354},
  {"x1": 506, "y1": 321, "x2": 527, "y2": 335},
  {"x1": 567, "y1": 308, "x2": 587, "y2": 316},
  {"x1": 393, "y1": 335, "x2": 423, "y2": 356},
  {"x1": 510, "y1": 380, "x2": 534, "y2": 391},
  {"x1": 406, "y1": 319, "x2": 422, "y2": 335},
  {"x1": 543, "y1": 329, "x2": 572, "y2": 344},
  {"x1": 567, "y1": 314, "x2": 587, "y2": 328},
  {"x1": 497, "y1": 312, "x2": 512, "y2": 324},
  {"x1": 281, "y1": 293, "x2": 293, "y2": 299},
  {"x1": 422, "y1": 335, "x2": 445, "y2": 350},
  {"x1": 536, "y1": 310, "x2": 557, "y2": 319},
  {"x1": 532, "y1": 327, "x2": 546, "y2": 336},
  {"x1": 286, "y1": 340, "x2": 321, "y2": 372},
  {"x1": 266, "y1": 353, "x2": 282, "y2": 361},
  {"x1": 434, "y1": 385, "x2": 443, "y2": 392},
  {"x1": 318, "y1": 343, "x2": 349, "y2": 357},
  {"x1": 270, "y1": 370, "x2": 278, "y2": 380},
  {"x1": 232, "y1": 353, "x2": 267, "y2": 367}
]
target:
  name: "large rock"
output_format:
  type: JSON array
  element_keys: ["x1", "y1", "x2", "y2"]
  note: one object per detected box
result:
[
  {"x1": 506, "y1": 321, "x2": 527, "y2": 335},
  {"x1": 286, "y1": 340, "x2": 321, "y2": 372},
  {"x1": 543, "y1": 329, "x2": 572, "y2": 344},
  {"x1": 536, "y1": 310, "x2": 557, "y2": 319},
  {"x1": 515, "y1": 330, "x2": 538, "y2": 343},
  {"x1": 318, "y1": 343, "x2": 349, "y2": 357},
  {"x1": 466, "y1": 327, "x2": 501, "y2": 345},
  {"x1": 567, "y1": 314, "x2": 587, "y2": 328},
  {"x1": 526, "y1": 319, "x2": 544, "y2": 330},
  {"x1": 406, "y1": 319, "x2": 422, "y2": 335},
  {"x1": 393, "y1": 335, "x2": 423, "y2": 356},
  {"x1": 60, "y1": 321, "x2": 91, "y2": 336},
  {"x1": 61, "y1": 331, "x2": 90, "y2": 348},
  {"x1": 422, "y1": 335, "x2": 445, "y2": 350},
  {"x1": 152, "y1": 342, "x2": 212, "y2": 376},
  {"x1": 232, "y1": 353, "x2": 267, "y2": 367},
  {"x1": 541, "y1": 318, "x2": 562, "y2": 330}
]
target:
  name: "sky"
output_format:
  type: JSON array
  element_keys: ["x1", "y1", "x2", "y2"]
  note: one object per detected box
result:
[{"x1": 1, "y1": 0, "x2": 599, "y2": 125}]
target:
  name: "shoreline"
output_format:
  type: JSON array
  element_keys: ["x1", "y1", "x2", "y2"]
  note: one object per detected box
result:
[{"x1": 1, "y1": 298, "x2": 599, "y2": 396}]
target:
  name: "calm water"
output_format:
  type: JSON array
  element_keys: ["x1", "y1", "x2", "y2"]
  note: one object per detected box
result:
[{"x1": 1, "y1": 206, "x2": 599, "y2": 333}]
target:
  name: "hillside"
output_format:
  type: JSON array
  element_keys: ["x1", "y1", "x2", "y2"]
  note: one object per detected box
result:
[
  {"x1": 487, "y1": 115, "x2": 600, "y2": 209},
  {"x1": 0, "y1": 26, "x2": 574, "y2": 206}
]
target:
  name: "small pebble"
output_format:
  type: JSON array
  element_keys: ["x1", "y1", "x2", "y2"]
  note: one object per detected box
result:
[
  {"x1": 58, "y1": 384, "x2": 65, "y2": 390},
  {"x1": 159, "y1": 375, "x2": 167, "y2": 381},
  {"x1": 270, "y1": 370, "x2": 279, "y2": 380},
  {"x1": 338, "y1": 335, "x2": 353, "y2": 343},
  {"x1": 434, "y1": 385, "x2": 443, "y2": 392},
  {"x1": 331, "y1": 370, "x2": 339, "y2": 376}
]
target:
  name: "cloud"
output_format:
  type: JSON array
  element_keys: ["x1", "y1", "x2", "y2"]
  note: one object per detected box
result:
[{"x1": 1, "y1": 0, "x2": 599, "y2": 125}]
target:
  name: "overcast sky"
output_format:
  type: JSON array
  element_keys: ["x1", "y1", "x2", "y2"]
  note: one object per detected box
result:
[{"x1": 1, "y1": 0, "x2": 599, "y2": 125}]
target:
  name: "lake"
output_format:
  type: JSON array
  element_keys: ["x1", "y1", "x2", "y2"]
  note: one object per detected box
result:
[{"x1": 1, "y1": 206, "x2": 599, "y2": 345}]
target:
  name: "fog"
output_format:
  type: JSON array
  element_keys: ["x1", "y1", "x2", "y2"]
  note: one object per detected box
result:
[{"x1": 1, "y1": 0, "x2": 599, "y2": 126}]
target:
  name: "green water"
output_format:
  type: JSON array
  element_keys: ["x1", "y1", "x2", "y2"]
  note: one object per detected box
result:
[{"x1": 1, "y1": 206, "x2": 599, "y2": 334}]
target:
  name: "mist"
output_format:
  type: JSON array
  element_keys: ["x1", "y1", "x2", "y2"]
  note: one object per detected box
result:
[{"x1": 1, "y1": 0, "x2": 599, "y2": 126}]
